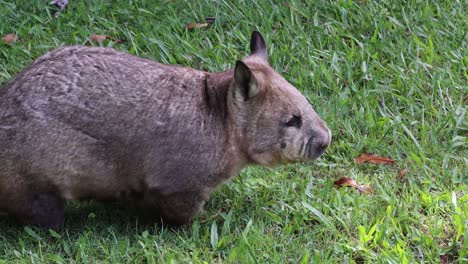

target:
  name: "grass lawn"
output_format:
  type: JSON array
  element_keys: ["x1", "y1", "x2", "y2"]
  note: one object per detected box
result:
[{"x1": 0, "y1": 0, "x2": 466, "y2": 263}]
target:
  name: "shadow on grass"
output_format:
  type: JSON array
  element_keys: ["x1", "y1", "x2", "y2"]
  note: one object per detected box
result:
[{"x1": 0, "y1": 201, "x2": 173, "y2": 238}]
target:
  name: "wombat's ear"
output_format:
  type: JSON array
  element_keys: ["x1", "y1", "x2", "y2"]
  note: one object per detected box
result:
[
  {"x1": 250, "y1": 31, "x2": 267, "y2": 61},
  {"x1": 234, "y1": 60, "x2": 258, "y2": 100}
]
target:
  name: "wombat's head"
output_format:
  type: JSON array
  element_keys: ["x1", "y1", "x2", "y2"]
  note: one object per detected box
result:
[{"x1": 229, "y1": 31, "x2": 331, "y2": 166}]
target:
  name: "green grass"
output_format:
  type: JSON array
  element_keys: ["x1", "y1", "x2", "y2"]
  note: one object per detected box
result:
[{"x1": 0, "y1": 0, "x2": 466, "y2": 263}]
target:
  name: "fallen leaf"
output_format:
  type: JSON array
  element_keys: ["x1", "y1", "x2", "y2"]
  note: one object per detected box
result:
[
  {"x1": 334, "y1": 177, "x2": 372, "y2": 195},
  {"x1": 355, "y1": 153, "x2": 394, "y2": 165},
  {"x1": 187, "y1": 23, "x2": 208, "y2": 29},
  {"x1": 106, "y1": 35, "x2": 125, "y2": 43},
  {"x1": 2, "y1": 33, "x2": 17, "y2": 44},
  {"x1": 282, "y1": 2, "x2": 298, "y2": 11},
  {"x1": 356, "y1": 185, "x2": 372, "y2": 195},
  {"x1": 398, "y1": 167, "x2": 407, "y2": 178},
  {"x1": 88, "y1": 35, "x2": 123, "y2": 45},
  {"x1": 334, "y1": 177, "x2": 359, "y2": 188},
  {"x1": 359, "y1": 0, "x2": 368, "y2": 4},
  {"x1": 91, "y1": 34, "x2": 108, "y2": 42},
  {"x1": 205, "y1": 17, "x2": 215, "y2": 24}
]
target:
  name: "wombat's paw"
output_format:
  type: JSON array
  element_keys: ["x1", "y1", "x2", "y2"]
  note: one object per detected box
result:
[
  {"x1": 19, "y1": 193, "x2": 65, "y2": 231},
  {"x1": 145, "y1": 189, "x2": 207, "y2": 227},
  {"x1": 160, "y1": 211, "x2": 194, "y2": 227}
]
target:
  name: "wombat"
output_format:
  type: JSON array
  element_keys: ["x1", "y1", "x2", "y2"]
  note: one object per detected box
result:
[{"x1": 0, "y1": 31, "x2": 331, "y2": 230}]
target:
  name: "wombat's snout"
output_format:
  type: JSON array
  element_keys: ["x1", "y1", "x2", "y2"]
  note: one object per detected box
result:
[
  {"x1": 306, "y1": 121, "x2": 331, "y2": 160},
  {"x1": 315, "y1": 133, "x2": 330, "y2": 156}
]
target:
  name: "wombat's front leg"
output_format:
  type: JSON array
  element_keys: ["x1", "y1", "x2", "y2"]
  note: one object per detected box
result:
[
  {"x1": 146, "y1": 189, "x2": 209, "y2": 226},
  {"x1": 17, "y1": 193, "x2": 65, "y2": 231}
]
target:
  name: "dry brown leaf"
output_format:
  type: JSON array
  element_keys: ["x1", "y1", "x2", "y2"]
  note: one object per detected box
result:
[
  {"x1": 2, "y1": 33, "x2": 17, "y2": 44},
  {"x1": 282, "y1": 2, "x2": 298, "y2": 11},
  {"x1": 398, "y1": 168, "x2": 407, "y2": 178},
  {"x1": 107, "y1": 35, "x2": 125, "y2": 44},
  {"x1": 187, "y1": 23, "x2": 208, "y2": 29},
  {"x1": 334, "y1": 177, "x2": 372, "y2": 195},
  {"x1": 356, "y1": 185, "x2": 372, "y2": 195},
  {"x1": 334, "y1": 177, "x2": 359, "y2": 188},
  {"x1": 91, "y1": 34, "x2": 108, "y2": 42},
  {"x1": 355, "y1": 153, "x2": 394, "y2": 165}
]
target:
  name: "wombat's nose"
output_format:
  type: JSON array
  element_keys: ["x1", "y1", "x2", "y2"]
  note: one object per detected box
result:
[
  {"x1": 323, "y1": 128, "x2": 332, "y2": 147},
  {"x1": 317, "y1": 142, "x2": 330, "y2": 154},
  {"x1": 316, "y1": 137, "x2": 330, "y2": 154},
  {"x1": 313, "y1": 126, "x2": 331, "y2": 155},
  {"x1": 320, "y1": 140, "x2": 329, "y2": 149},
  {"x1": 306, "y1": 120, "x2": 331, "y2": 159}
]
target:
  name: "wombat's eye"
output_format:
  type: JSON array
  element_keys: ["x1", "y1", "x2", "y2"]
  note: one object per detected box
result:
[{"x1": 285, "y1": 115, "x2": 302, "y2": 128}]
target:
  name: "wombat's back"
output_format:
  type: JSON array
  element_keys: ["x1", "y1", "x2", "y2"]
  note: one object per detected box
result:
[{"x1": 1, "y1": 46, "x2": 207, "y2": 142}]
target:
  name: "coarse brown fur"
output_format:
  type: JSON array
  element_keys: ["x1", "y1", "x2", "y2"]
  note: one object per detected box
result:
[{"x1": 0, "y1": 32, "x2": 331, "y2": 230}]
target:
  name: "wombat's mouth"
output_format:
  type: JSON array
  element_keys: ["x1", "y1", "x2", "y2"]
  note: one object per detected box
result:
[{"x1": 276, "y1": 139, "x2": 328, "y2": 165}]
